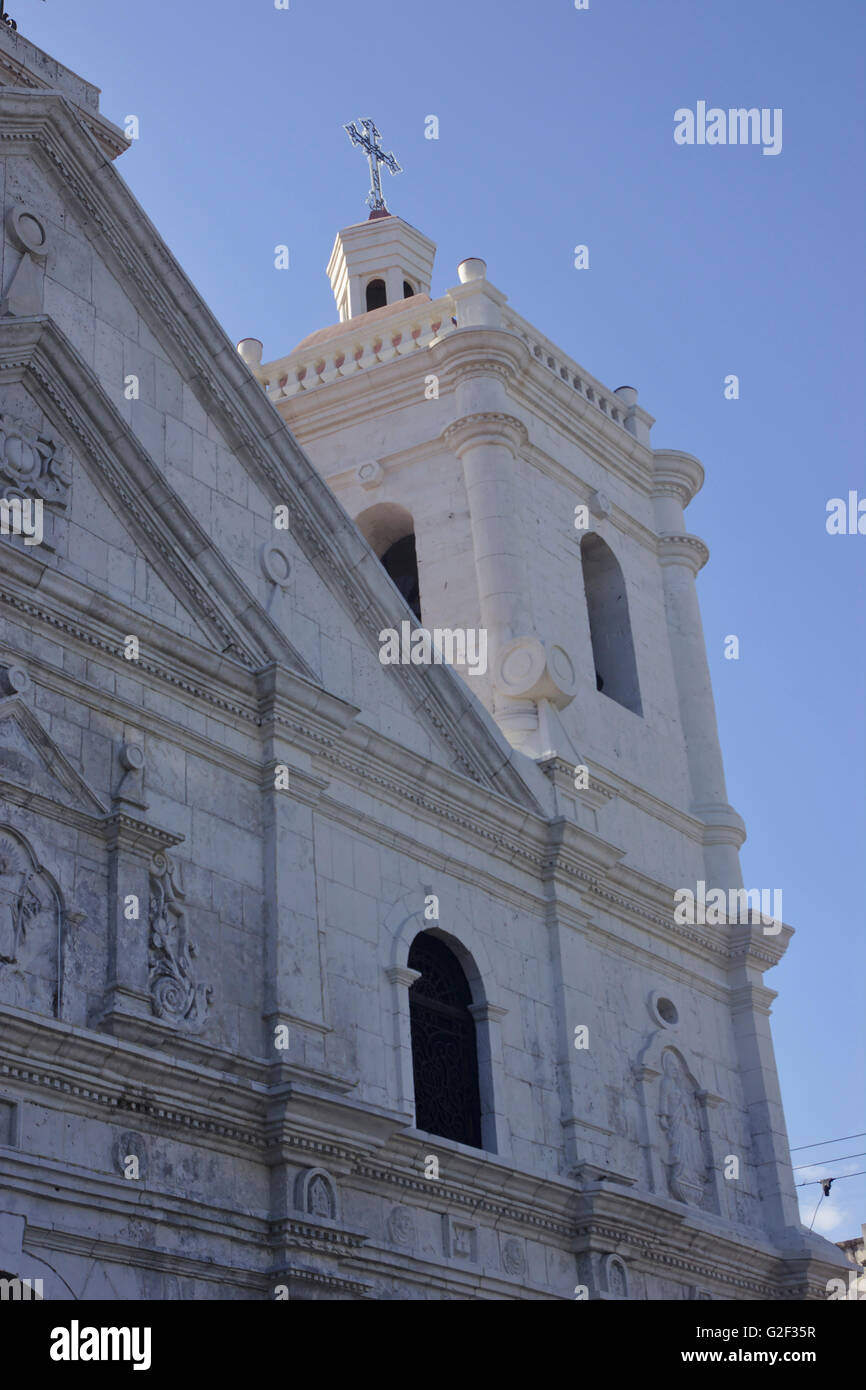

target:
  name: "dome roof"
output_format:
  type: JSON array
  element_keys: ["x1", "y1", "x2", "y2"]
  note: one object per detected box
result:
[{"x1": 291, "y1": 293, "x2": 432, "y2": 354}]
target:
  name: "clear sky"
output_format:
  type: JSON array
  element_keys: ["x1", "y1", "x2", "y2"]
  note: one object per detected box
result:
[{"x1": 18, "y1": 0, "x2": 864, "y2": 1242}]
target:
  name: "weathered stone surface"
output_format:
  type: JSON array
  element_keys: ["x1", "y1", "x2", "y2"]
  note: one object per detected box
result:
[{"x1": 0, "y1": 25, "x2": 848, "y2": 1302}]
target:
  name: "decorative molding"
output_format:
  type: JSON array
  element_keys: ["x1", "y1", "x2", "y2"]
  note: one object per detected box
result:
[
  {"x1": 0, "y1": 412, "x2": 71, "y2": 509},
  {"x1": 385, "y1": 965, "x2": 422, "y2": 988},
  {"x1": 147, "y1": 853, "x2": 212, "y2": 1029},
  {"x1": 0, "y1": 1054, "x2": 266, "y2": 1150},
  {"x1": 573, "y1": 1218, "x2": 781, "y2": 1298},
  {"x1": 442, "y1": 411, "x2": 528, "y2": 456},
  {"x1": 442, "y1": 1213, "x2": 479, "y2": 1262},
  {"x1": 353, "y1": 1160, "x2": 575, "y2": 1240},
  {"x1": 656, "y1": 533, "x2": 710, "y2": 575},
  {"x1": 355, "y1": 458, "x2": 384, "y2": 490}
]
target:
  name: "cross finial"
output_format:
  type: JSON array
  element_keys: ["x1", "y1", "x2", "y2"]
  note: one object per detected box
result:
[{"x1": 343, "y1": 119, "x2": 402, "y2": 217}]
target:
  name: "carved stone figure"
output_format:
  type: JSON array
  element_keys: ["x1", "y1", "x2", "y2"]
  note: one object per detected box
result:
[
  {"x1": 659, "y1": 1050, "x2": 709, "y2": 1207},
  {"x1": 502, "y1": 1237, "x2": 525, "y2": 1276},
  {"x1": 309, "y1": 1175, "x2": 332, "y2": 1219},
  {"x1": 148, "y1": 853, "x2": 212, "y2": 1026},
  {"x1": 607, "y1": 1257, "x2": 627, "y2": 1297},
  {"x1": 387, "y1": 1206, "x2": 416, "y2": 1246}
]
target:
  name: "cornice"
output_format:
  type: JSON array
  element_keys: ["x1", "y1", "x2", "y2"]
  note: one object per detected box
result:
[
  {"x1": 353, "y1": 1157, "x2": 577, "y2": 1241},
  {"x1": 0, "y1": 577, "x2": 261, "y2": 726},
  {"x1": 0, "y1": 43, "x2": 128, "y2": 160},
  {"x1": 575, "y1": 1217, "x2": 782, "y2": 1298},
  {"x1": 0, "y1": 1052, "x2": 268, "y2": 1152},
  {"x1": 24, "y1": 1221, "x2": 268, "y2": 1290}
]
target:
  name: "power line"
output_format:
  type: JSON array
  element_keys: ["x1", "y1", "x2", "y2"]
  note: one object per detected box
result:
[
  {"x1": 790, "y1": 1132, "x2": 866, "y2": 1152},
  {"x1": 796, "y1": 1170, "x2": 866, "y2": 1188},
  {"x1": 793, "y1": 1151, "x2": 866, "y2": 1170}
]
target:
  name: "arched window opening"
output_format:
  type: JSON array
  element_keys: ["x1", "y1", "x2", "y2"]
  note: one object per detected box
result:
[
  {"x1": 408, "y1": 932, "x2": 482, "y2": 1149},
  {"x1": 580, "y1": 533, "x2": 642, "y2": 715},
  {"x1": 403, "y1": 280, "x2": 415, "y2": 299},
  {"x1": 356, "y1": 502, "x2": 423, "y2": 621},
  {"x1": 366, "y1": 278, "x2": 387, "y2": 311},
  {"x1": 381, "y1": 534, "x2": 421, "y2": 620}
]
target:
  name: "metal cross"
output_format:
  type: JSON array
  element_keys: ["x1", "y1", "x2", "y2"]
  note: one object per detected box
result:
[{"x1": 343, "y1": 119, "x2": 402, "y2": 214}]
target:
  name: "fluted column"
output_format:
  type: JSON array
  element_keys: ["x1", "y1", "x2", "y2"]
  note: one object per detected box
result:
[{"x1": 653, "y1": 451, "x2": 745, "y2": 890}]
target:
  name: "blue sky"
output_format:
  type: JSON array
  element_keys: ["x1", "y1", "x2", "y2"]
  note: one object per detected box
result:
[{"x1": 21, "y1": 0, "x2": 864, "y2": 1241}]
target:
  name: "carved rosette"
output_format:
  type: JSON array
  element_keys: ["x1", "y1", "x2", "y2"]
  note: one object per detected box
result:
[
  {"x1": 0, "y1": 413, "x2": 72, "y2": 508},
  {"x1": 147, "y1": 853, "x2": 212, "y2": 1028}
]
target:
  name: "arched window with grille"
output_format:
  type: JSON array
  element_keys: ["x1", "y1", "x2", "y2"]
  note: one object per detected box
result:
[
  {"x1": 408, "y1": 932, "x2": 482, "y2": 1149},
  {"x1": 580, "y1": 532, "x2": 642, "y2": 715}
]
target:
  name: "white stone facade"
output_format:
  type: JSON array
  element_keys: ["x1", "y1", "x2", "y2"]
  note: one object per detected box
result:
[{"x1": 0, "y1": 27, "x2": 850, "y2": 1300}]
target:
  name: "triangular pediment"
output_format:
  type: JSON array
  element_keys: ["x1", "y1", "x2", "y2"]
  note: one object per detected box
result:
[
  {"x1": 0, "y1": 693, "x2": 107, "y2": 816},
  {"x1": 0, "y1": 314, "x2": 318, "y2": 682},
  {"x1": 0, "y1": 89, "x2": 548, "y2": 813}
]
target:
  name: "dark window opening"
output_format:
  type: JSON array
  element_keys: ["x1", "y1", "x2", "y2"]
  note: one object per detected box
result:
[
  {"x1": 403, "y1": 281, "x2": 415, "y2": 299},
  {"x1": 408, "y1": 933, "x2": 482, "y2": 1149},
  {"x1": 581, "y1": 533, "x2": 642, "y2": 715},
  {"x1": 366, "y1": 278, "x2": 387, "y2": 311},
  {"x1": 381, "y1": 533, "x2": 421, "y2": 620}
]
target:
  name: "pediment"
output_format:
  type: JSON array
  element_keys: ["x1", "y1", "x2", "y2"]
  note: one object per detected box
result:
[
  {"x1": 0, "y1": 96, "x2": 548, "y2": 813},
  {"x1": 0, "y1": 315, "x2": 317, "y2": 682},
  {"x1": 0, "y1": 694, "x2": 107, "y2": 816}
]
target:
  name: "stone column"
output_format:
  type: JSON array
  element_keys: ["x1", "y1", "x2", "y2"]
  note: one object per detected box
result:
[
  {"x1": 257, "y1": 666, "x2": 358, "y2": 1078},
  {"x1": 728, "y1": 938, "x2": 802, "y2": 1234},
  {"x1": 653, "y1": 451, "x2": 745, "y2": 891},
  {"x1": 385, "y1": 964, "x2": 422, "y2": 1117},
  {"x1": 444, "y1": 373, "x2": 577, "y2": 751},
  {"x1": 444, "y1": 404, "x2": 531, "y2": 664}
]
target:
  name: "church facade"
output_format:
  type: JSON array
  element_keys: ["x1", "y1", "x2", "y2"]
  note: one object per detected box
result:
[{"x1": 0, "y1": 27, "x2": 848, "y2": 1300}]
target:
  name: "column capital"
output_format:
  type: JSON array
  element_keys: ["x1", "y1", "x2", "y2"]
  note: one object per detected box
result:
[
  {"x1": 468, "y1": 1001, "x2": 509, "y2": 1024},
  {"x1": 442, "y1": 411, "x2": 528, "y2": 457},
  {"x1": 653, "y1": 449, "x2": 705, "y2": 506},
  {"x1": 385, "y1": 965, "x2": 422, "y2": 988},
  {"x1": 657, "y1": 533, "x2": 710, "y2": 575}
]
